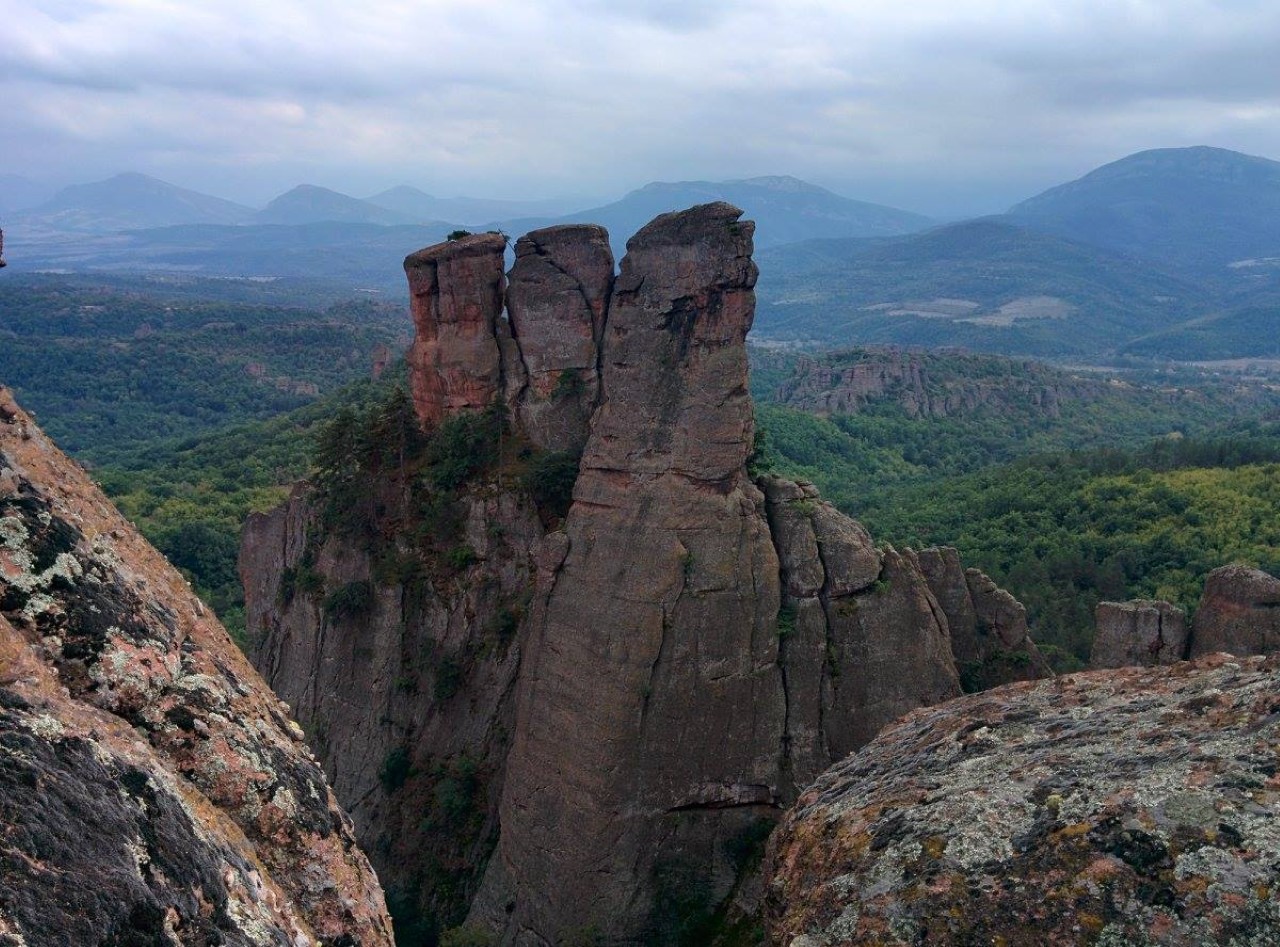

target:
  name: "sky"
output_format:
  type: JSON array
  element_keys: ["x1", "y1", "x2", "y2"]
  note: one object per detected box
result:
[{"x1": 3, "y1": 0, "x2": 1280, "y2": 217}]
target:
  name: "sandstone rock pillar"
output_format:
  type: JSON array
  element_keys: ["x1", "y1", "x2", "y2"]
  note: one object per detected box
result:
[{"x1": 405, "y1": 232, "x2": 509, "y2": 427}]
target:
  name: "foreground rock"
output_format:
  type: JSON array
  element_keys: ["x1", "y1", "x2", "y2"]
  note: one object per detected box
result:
[
  {"x1": 0, "y1": 388, "x2": 393, "y2": 947},
  {"x1": 1090, "y1": 599, "x2": 1189, "y2": 668},
  {"x1": 765, "y1": 653, "x2": 1280, "y2": 946}
]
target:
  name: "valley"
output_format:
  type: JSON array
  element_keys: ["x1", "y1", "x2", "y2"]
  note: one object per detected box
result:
[{"x1": 2, "y1": 145, "x2": 1280, "y2": 945}]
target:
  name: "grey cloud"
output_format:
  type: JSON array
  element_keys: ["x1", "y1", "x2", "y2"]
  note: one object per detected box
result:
[{"x1": 1, "y1": 0, "x2": 1278, "y2": 216}]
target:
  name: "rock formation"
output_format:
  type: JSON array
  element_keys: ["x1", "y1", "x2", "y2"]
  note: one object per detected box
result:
[
  {"x1": 1090, "y1": 599, "x2": 1189, "y2": 668},
  {"x1": 915, "y1": 546, "x2": 1052, "y2": 689},
  {"x1": 773, "y1": 348, "x2": 1100, "y2": 420},
  {"x1": 405, "y1": 232, "x2": 509, "y2": 428},
  {"x1": 1189, "y1": 564, "x2": 1280, "y2": 658},
  {"x1": 243, "y1": 203, "x2": 1049, "y2": 945},
  {"x1": 505, "y1": 224, "x2": 613, "y2": 451},
  {"x1": 0, "y1": 388, "x2": 392, "y2": 947},
  {"x1": 765, "y1": 653, "x2": 1280, "y2": 946}
]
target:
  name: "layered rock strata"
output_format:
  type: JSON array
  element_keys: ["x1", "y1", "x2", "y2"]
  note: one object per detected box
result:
[
  {"x1": 1090, "y1": 599, "x2": 1189, "y2": 669},
  {"x1": 765, "y1": 653, "x2": 1280, "y2": 946},
  {"x1": 244, "y1": 203, "x2": 1048, "y2": 945},
  {"x1": 0, "y1": 388, "x2": 392, "y2": 947}
]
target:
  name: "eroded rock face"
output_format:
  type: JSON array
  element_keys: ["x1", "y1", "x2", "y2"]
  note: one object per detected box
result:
[
  {"x1": 765, "y1": 653, "x2": 1280, "y2": 947},
  {"x1": 406, "y1": 233, "x2": 509, "y2": 427},
  {"x1": 1091, "y1": 599, "x2": 1189, "y2": 668},
  {"x1": 244, "y1": 203, "x2": 1048, "y2": 946},
  {"x1": 505, "y1": 224, "x2": 613, "y2": 451},
  {"x1": 915, "y1": 546, "x2": 1052, "y2": 690},
  {"x1": 242, "y1": 478, "x2": 545, "y2": 934},
  {"x1": 0, "y1": 388, "x2": 392, "y2": 947},
  {"x1": 476, "y1": 203, "x2": 783, "y2": 942},
  {"x1": 775, "y1": 348, "x2": 1099, "y2": 420},
  {"x1": 1189, "y1": 564, "x2": 1280, "y2": 658}
]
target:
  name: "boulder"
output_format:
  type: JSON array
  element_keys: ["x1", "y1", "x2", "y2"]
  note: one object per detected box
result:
[
  {"x1": 1189, "y1": 564, "x2": 1280, "y2": 658},
  {"x1": 765, "y1": 653, "x2": 1280, "y2": 946},
  {"x1": 1091, "y1": 599, "x2": 1189, "y2": 668}
]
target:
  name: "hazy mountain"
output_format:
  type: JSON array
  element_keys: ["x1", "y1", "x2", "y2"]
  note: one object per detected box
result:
[
  {"x1": 10, "y1": 220, "x2": 451, "y2": 291},
  {"x1": 365, "y1": 185, "x2": 587, "y2": 225},
  {"x1": 546, "y1": 175, "x2": 932, "y2": 252},
  {"x1": 752, "y1": 218, "x2": 1208, "y2": 355},
  {"x1": 20, "y1": 173, "x2": 254, "y2": 231},
  {"x1": 0, "y1": 175, "x2": 55, "y2": 215},
  {"x1": 1008, "y1": 146, "x2": 1280, "y2": 270},
  {"x1": 255, "y1": 184, "x2": 414, "y2": 226}
]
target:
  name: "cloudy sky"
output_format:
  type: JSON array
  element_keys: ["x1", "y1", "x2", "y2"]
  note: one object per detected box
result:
[{"x1": 3, "y1": 0, "x2": 1280, "y2": 215}]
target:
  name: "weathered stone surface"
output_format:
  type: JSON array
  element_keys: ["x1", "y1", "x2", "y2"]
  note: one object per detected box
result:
[
  {"x1": 245, "y1": 205, "x2": 1049, "y2": 946},
  {"x1": 0, "y1": 388, "x2": 392, "y2": 947},
  {"x1": 506, "y1": 224, "x2": 613, "y2": 451},
  {"x1": 242, "y1": 476, "x2": 545, "y2": 933},
  {"x1": 765, "y1": 653, "x2": 1280, "y2": 947},
  {"x1": 818, "y1": 547, "x2": 961, "y2": 758},
  {"x1": 475, "y1": 202, "x2": 783, "y2": 943},
  {"x1": 1189, "y1": 564, "x2": 1280, "y2": 658},
  {"x1": 1091, "y1": 599, "x2": 1189, "y2": 668},
  {"x1": 916, "y1": 546, "x2": 1052, "y2": 690},
  {"x1": 405, "y1": 232, "x2": 509, "y2": 427}
]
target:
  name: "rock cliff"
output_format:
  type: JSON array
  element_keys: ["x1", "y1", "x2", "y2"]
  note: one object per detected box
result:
[
  {"x1": 773, "y1": 348, "x2": 1100, "y2": 419},
  {"x1": 0, "y1": 388, "x2": 392, "y2": 947},
  {"x1": 242, "y1": 204, "x2": 1049, "y2": 945},
  {"x1": 764, "y1": 653, "x2": 1280, "y2": 946},
  {"x1": 914, "y1": 546, "x2": 1052, "y2": 690}
]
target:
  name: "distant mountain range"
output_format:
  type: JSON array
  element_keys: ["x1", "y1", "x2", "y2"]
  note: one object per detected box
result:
[
  {"x1": 753, "y1": 218, "x2": 1211, "y2": 356},
  {"x1": 552, "y1": 176, "x2": 933, "y2": 253},
  {"x1": 18, "y1": 173, "x2": 256, "y2": 231},
  {"x1": 1008, "y1": 146, "x2": 1280, "y2": 270},
  {"x1": 4, "y1": 147, "x2": 1279, "y2": 361}
]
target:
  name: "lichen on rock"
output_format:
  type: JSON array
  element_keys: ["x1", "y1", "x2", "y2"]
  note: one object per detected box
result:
[{"x1": 764, "y1": 653, "x2": 1280, "y2": 946}]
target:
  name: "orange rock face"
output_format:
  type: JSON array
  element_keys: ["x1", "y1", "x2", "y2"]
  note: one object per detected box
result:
[
  {"x1": 405, "y1": 232, "x2": 509, "y2": 427},
  {"x1": 0, "y1": 387, "x2": 393, "y2": 947}
]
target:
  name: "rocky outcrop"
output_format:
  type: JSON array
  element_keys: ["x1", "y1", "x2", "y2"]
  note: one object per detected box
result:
[
  {"x1": 406, "y1": 232, "x2": 509, "y2": 427},
  {"x1": 505, "y1": 224, "x2": 613, "y2": 451},
  {"x1": 474, "y1": 202, "x2": 789, "y2": 942},
  {"x1": 244, "y1": 203, "x2": 1047, "y2": 946},
  {"x1": 241, "y1": 476, "x2": 545, "y2": 936},
  {"x1": 475, "y1": 205, "x2": 974, "y2": 944},
  {"x1": 775, "y1": 348, "x2": 1100, "y2": 419},
  {"x1": 915, "y1": 546, "x2": 1052, "y2": 690},
  {"x1": 0, "y1": 388, "x2": 392, "y2": 947},
  {"x1": 1090, "y1": 599, "x2": 1189, "y2": 668},
  {"x1": 1189, "y1": 564, "x2": 1280, "y2": 658},
  {"x1": 765, "y1": 653, "x2": 1280, "y2": 946}
]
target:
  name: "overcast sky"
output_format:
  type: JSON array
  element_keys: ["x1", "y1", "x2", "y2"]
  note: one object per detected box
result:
[{"x1": 3, "y1": 0, "x2": 1280, "y2": 216}]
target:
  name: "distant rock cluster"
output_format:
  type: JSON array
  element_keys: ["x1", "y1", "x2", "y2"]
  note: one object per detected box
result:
[{"x1": 1091, "y1": 564, "x2": 1280, "y2": 669}]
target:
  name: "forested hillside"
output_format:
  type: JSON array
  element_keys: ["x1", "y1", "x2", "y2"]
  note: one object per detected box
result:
[{"x1": 0, "y1": 275, "x2": 407, "y2": 458}]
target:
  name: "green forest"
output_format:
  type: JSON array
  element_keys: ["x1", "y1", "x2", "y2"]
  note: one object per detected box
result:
[{"x1": 3, "y1": 276, "x2": 1278, "y2": 670}]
